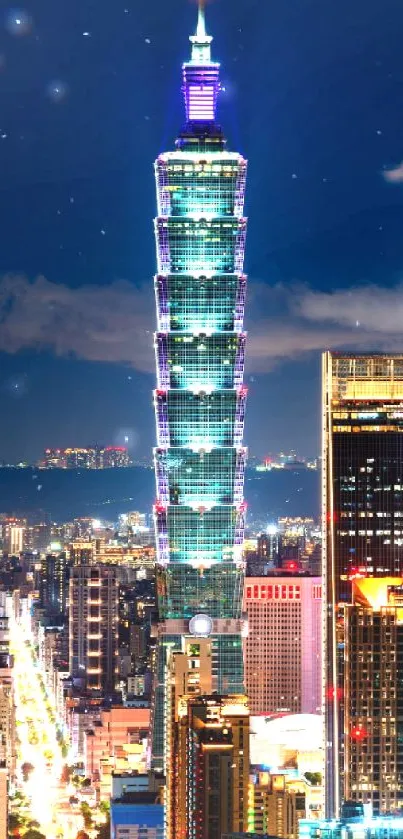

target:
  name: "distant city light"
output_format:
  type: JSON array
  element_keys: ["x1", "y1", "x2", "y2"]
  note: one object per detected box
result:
[{"x1": 266, "y1": 524, "x2": 277, "y2": 536}]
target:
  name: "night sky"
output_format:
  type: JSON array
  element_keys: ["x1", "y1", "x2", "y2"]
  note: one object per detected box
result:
[{"x1": 0, "y1": 0, "x2": 403, "y2": 463}]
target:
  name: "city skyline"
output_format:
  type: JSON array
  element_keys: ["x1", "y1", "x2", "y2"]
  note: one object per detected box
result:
[
  {"x1": 1, "y1": 0, "x2": 403, "y2": 461},
  {"x1": 1, "y1": 1, "x2": 403, "y2": 836}
]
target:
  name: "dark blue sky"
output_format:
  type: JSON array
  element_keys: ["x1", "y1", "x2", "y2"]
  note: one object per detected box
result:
[{"x1": 0, "y1": 0, "x2": 403, "y2": 462}]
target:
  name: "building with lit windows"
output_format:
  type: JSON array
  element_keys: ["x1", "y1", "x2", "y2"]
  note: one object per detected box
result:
[
  {"x1": 248, "y1": 772, "x2": 309, "y2": 839},
  {"x1": 175, "y1": 693, "x2": 250, "y2": 839},
  {"x1": 323, "y1": 353, "x2": 403, "y2": 816},
  {"x1": 243, "y1": 577, "x2": 321, "y2": 715},
  {"x1": 344, "y1": 578, "x2": 403, "y2": 814},
  {"x1": 69, "y1": 565, "x2": 119, "y2": 695},
  {"x1": 1, "y1": 518, "x2": 25, "y2": 555},
  {"x1": 151, "y1": 0, "x2": 248, "y2": 767},
  {"x1": 41, "y1": 446, "x2": 130, "y2": 468},
  {"x1": 165, "y1": 637, "x2": 213, "y2": 839},
  {"x1": 300, "y1": 814, "x2": 403, "y2": 839}
]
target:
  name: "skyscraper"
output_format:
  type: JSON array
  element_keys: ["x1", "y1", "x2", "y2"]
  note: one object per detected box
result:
[
  {"x1": 243, "y1": 576, "x2": 321, "y2": 716},
  {"x1": 69, "y1": 565, "x2": 119, "y2": 695},
  {"x1": 344, "y1": 578, "x2": 403, "y2": 813},
  {"x1": 176, "y1": 693, "x2": 250, "y2": 839},
  {"x1": 152, "y1": 1, "x2": 248, "y2": 766},
  {"x1": 323, "y1": 352, "x2": 403, "y2": 816}
]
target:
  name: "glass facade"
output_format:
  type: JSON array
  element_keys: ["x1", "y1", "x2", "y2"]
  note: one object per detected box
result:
[
  {"x1": 323, "y1": 353, "x2": 403, "y2": 816},
  {"x1": 151, "y1": 5, "x2": 248, "y2": 768}
]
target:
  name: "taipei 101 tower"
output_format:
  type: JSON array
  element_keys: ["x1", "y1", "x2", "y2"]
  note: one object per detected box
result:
[{"x1": 151, "y1": 0, "x2": 248, "y2": 767}]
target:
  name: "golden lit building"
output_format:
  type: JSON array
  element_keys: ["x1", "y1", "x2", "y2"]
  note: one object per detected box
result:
[
  {"x1": 323, "y1": 353, "x2": 403, "y2": 816},
  {"x1": 177, "y1": 694, "x2": 250, "y2": 839},
  {"x1": 344, "y1": 578, "x2": 403, "y2": 813},
  {"x1": 165, "y1": 637, "x2": 213, "y2": 839},
  {"x1": 248, "y1": 773, "x2": 310, "y2": 839},
  {"x1": 164, "y1": 635, "x2": 249, "y2": 839}
]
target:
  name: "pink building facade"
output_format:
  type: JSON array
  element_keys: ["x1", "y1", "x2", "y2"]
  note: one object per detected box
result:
[{"x1": 243, "y1": 576, "x2": 322, "y2": 716}]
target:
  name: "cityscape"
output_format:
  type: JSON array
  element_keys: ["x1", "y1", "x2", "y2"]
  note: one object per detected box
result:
[{"x1": 0, "y1": 1, "x2": 402, "y2": 839}]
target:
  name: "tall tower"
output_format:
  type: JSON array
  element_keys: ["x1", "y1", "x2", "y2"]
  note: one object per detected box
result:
[
  {"x1": 323, "y1": 352, "x2": 403, "y2": 816},
  {"x1": 152, "y1": 1, "x2": 248, "y2": 768}
]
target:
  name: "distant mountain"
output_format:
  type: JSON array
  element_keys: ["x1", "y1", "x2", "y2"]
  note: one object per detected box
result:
[{"x1": 0, "y1": 466, "x2": 320, "y2": 525}]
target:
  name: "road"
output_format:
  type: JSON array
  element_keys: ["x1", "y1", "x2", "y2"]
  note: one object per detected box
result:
[{"x1": 10, "y1": 616, "x2": 84, "y2": 839}]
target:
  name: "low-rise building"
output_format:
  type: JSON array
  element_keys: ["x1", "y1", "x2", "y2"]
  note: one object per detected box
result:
[{"x1": 84, "y1": 706, "x2": 150, "y2": 799}]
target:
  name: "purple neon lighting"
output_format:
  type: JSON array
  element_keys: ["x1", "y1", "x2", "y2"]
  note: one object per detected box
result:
[
  {"x1": 155, "y1": 220, "x2": 169, "y2": 274},
  {"x1": 234, "y1": 392, "x2": 247, "y2": 447},
  {"x1": 182, "y1": 63, "x2": 220, "y2": 123},
  {"x1": 156, "y1": 336, "x2": 170, "y2": 389},
  {"x1": 234, "y1": 222, "x2": 247, "y2": 273},
  {"x1": 234, "y1": 507, "x2": 246, "y2": 546},
  {"x1": 234, "y1": 160, "x2": 247, "y2": 218},
  {"x1": 234, "y1": 449, "x2": 247, "y2": 504},
  {"x1": 155, "y1": 392, "x2": 170, "y2": 447},
  {"x1": 155, "y1": 276, "x2": 169, "y2": 332},
  {"x1": 154, "y1": 509, "x2": 169, "y2": 565},
  {"x1": 234, "y1": 336, "x2": 246, "y2": 388},
  {"x1": 234, "y1": 276, "x2": 246, "y2": 331},
  {"x1": 155, "y1": 451, "x2": 169, "y2": 505},
  {"x1": 155, "y1": 161, "x2": 170, "y2": 216}
]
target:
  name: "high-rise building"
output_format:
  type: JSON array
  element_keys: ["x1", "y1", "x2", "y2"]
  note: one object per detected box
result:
[
  {"x1": 344, "y1": 578, "x2": 403, "y2": 814},
  {"x1": 2, "y1": 518, "x2": 25, "y2": 556},
  {"x1": 323, "y1": 352, "x2": 403, "y2": 816},
  {"x1": 40, "y1": 552, "x2": 71, "y2": 621},
  {"x1": 176, "y1": 693, "x2": 250, "y2": 839},
  {"x1": 248, "y1": 772, "x2": 308, "y2": 839},
  {"x1": 243, "y1": 577, "x2": 321, "y2": 715},
  {"x1": 0, "y1": 766, "x2": 7, "y2": 839},
  {"x1": 165, "y1": 637, "x2": 214, "y2": 839},
  {"x1": 152, "y1": 0, "x2": 248, "y2": 767},
  {"x1": 69, "y1": 565, "x2": 119, "y2": 694}
]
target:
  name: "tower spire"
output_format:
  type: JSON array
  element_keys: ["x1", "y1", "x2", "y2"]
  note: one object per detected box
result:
[
  {"x1": 196, "y1": 0, "x2": 206, "y2": 39},
  {"x1": 183, "y1": 0, "x2": 220, "y2": 123},
  {"x1": 190, "y1": 0, "x2": 212, "y2": 63}
]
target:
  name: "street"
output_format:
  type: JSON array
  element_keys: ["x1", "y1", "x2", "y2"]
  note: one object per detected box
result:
[{"x1": 10, "y1": 617, "x2": 84, "y2": 839}]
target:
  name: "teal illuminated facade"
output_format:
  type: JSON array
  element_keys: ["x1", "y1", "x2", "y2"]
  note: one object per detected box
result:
[{"x1": 151, "y1": 2, "x2": 248, "y2": 767}]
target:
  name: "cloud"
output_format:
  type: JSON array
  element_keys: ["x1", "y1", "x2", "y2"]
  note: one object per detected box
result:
[
  {"x1": 246, "y1": 281, "x2": 403, "y2": 370},
  {"x1": 0, "y1": 273, "x2": 403, "y2": 374},
  {"x1": 0, "y1": 274, "x2": 154, "y2": 371},
  {"x1": 382, "y1": 163, "x2": 403, "y2": 183}
]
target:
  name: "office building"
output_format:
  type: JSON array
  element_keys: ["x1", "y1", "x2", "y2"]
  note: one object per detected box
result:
[
  {"x1": 2, "y1": 518, "x2": 24, "y2": 555},
  {"x1": 69, "y1": 565, "x2": 119, "y2": 694},
  {"x1": 151, "y1": 0, "x2": 248, "y2": 768},
  {"x1": 344, "y1": 577, "x2": 403, "y2": 813},
  {"x1": 40, "y1": 552, "x2": 71, "y2": 621},
  {"x1": 70, "y1": 540, "x2": 93, "y2": 566},
  {"x1": 323, "y1": 352, "x2": 403, "y2": 816},
  {"x1": 176, "y1": 693, "x2": 250, "y2": 839},
  {"x1": 248, "y1": 773, "x2": 308, "y2": 839},
  {"x1": 165, "y1": 637, "x2": 213, "y2": 839},
  {"x1": 243, "y1": 577, "x2": 321, "y2": 715}
]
